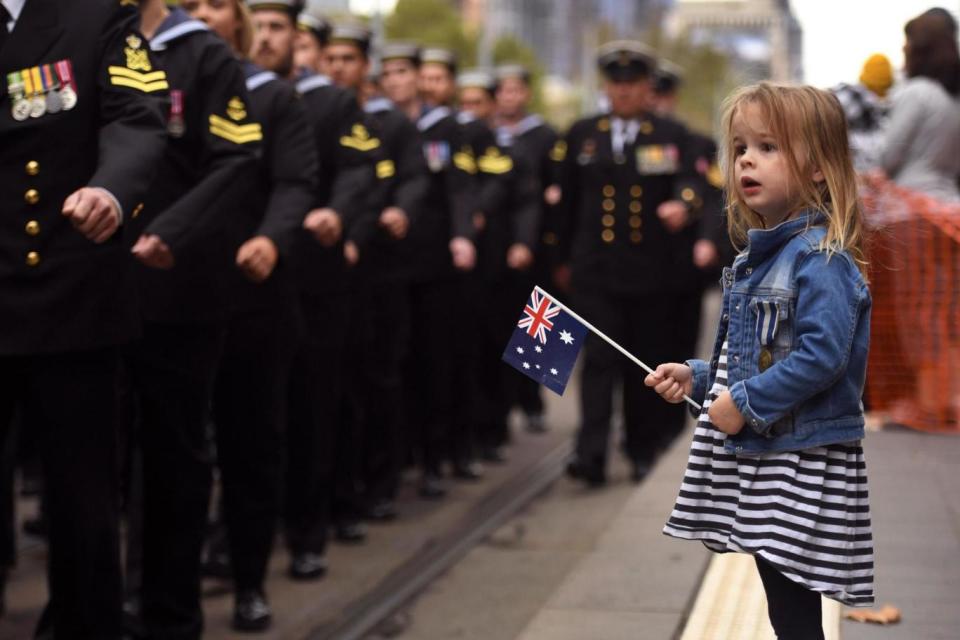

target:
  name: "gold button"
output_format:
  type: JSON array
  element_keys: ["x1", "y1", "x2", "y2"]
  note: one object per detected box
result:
[
  {"x1": 602, "y1": 185, "x2": 615, "y2": 198},
  {"x1": 25, "y1": 161, "x2": 39, "y2": 176},
  {"x1": 602, "y1": 198, "x2": 615, "y2": 212},
  {"x1": 542, "y1": 231, "x2": 558, "y2": 246},
  {"x1": 25, "y1": 220, "x2": 40, "y2": 236},
  {"x1": 601, "y1": 229, "x2": 615, "y2": 243},
  {"x1": 681, "y1": 187, "x2": 696, "y2": 202},
  {"x1": 25, "y1": 189, "x2": 39, "y2": 205},
  {"x1": 630, "y1": 185, "x2": 642, "y2": 198},
  {"x1": 630, "y1": 230, "x2": 643, "y2": 244},
  {"x1": 26, "y1": 251, "x2": 40, "y2": 267},
  {"x1": 629, "y1": 201, "x2": 642, "y2": 213},
  {"x1": 629, "y1": 216, "x2": 642, "y2": 229},
  {"x1": 602, "y1": 214, "x2": 615, "y2": 227},
  {"x1": 640, "y1": 121, "x2": 653, "y2": 135},
  {"x1": 132, "y1": 203, "x2": 144, "y2": 219}
]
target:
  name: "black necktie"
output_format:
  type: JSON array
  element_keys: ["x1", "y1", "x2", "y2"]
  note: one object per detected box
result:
[{"x1": 0, "y1": 5, "x2": 10, "y2": 54}]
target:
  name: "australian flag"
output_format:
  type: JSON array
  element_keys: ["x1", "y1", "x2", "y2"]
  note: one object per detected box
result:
[{"x1": 502, "y1": 288, "x2": 589, "y2": 396}]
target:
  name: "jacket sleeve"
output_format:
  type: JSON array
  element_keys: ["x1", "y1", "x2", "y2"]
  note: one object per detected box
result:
[
  {"x1": 446, "y1": 123, "x2": 477, "y2": 241},
  {"x1": 145, "y1": 42, "x2": 260, "y2": 254},
  {"x1": 670, "y1": 123, "x2": 705, "y2": 221},
  {"x1": 473, "y1": 127, "x2": 514, "y2": 221},
  {"x1": 329, "y1": 94, "x2": 378, "y2": 247},
  {"x1": 555, "y1": 124, "x2": 580, "y2": 265},
  {"x1": 510, "y1": 151, "x2": 542, "y2": 250},
  {"x1": 87, "y1": 5, "x2": 169, "y2": 215},
  {"x1": 255, "y1": 84, "x2": 317, "y2": 258},
  {"x1": 391, "y1": 117, "x2": 430, "y2": 227},
  {"x1": 728, "y1": 251, "x2": 870, "y2": 434},
  {"x1": 880, "y1": 82, "x2": 924, "y2": 178}
]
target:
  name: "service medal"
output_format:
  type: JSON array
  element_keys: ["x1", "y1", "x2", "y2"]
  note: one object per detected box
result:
[
  {"x1": 167, "y1": 89, "x2": 185, "y2": 137},
  {"x1": 12, "y1": 97, "x2": 31, "y2": 121},
  {"x1": 42, "y1": 65, "x2": 62, "y2": 113},
  {"x1": 27, "y1": 67, "x2": 45, "y2": 118},
  {"x1": 60, "y1": 85, "x2": 77, "y2": 110},
  {"x1": 55, "y1": 60, "x2": 78, "y2": 111},
  {"x1": 7, "y1": 71, "x2": 30, "y2": 121},
  {"x1": 758, "y1": 348, "x2": 773, "y2": 372}
]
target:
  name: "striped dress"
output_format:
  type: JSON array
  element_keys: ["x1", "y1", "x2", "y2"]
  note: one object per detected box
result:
[{"x1": 663, "y1": 340, "x2": 875, "y2": 607}]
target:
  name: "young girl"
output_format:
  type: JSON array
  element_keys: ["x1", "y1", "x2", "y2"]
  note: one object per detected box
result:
[{"x1": 645, "y1": 83, "x2": 874, "y2": 640}]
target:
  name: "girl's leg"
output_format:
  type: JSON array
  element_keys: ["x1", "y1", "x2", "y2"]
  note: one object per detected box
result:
[{"x1": 755, "y1": 556, "x2": 825, "y2": 640}]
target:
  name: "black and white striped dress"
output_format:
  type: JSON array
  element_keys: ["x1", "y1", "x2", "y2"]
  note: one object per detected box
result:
[{"x1": 663, "y1": 340, "x2": 875, "y2": 607}]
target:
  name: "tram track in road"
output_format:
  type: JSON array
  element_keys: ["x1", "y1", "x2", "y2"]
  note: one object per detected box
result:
[{"x1": 307, "y1": 440, "x2": 574, "y2": 640}]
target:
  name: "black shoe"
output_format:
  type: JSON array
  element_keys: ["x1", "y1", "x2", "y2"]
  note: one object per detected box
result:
[
  {"x1": 565, "y1": 458, "x2": 606, "y2": 487},
  {"x1": 289, "y1": 552, "x2": 327, "y2": 581},
  {"x1": 364, "y1": 499, "x2": 399, "y2": 522},
  {"x1": 452, "y1": 461, "x2": 484, "y2": 481},
  {"x1": 418, "y1": 474, "x2": 446, "y2": 499},
  {"x1": 334, "y1": 521, "x2": 367, "y2": 544},
  {"x1": 630, "y1": 460, "x2": 653, "y2": 484},
  {"x1": 525, "y1": 413, "x2": 548, "y2": 434},
  {"x1": 480, "y1": 446, "x2": 508, "y2": 464},
  {"x1": 233, "y1": 590, "x2": 272, "y2": 632}
]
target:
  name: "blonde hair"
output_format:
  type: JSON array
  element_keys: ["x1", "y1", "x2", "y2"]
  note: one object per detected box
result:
[
  {"x1": 719, "y1": 82, "x2": 867, "y2": 274},
  {"x1": 233, "y1": 0, "x2": 255, "y2": 59}
]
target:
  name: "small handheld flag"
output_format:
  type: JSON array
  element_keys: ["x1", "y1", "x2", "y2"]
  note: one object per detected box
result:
[
  {"x1": 502, "y1": 288, "x2": 589, "y2": 395},
  {"x1": 502, "y1": 286, "x2": 702, "y2": 410}
]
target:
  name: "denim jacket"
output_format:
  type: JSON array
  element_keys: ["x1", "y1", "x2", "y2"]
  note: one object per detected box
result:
[{"x1": 686, "y1": 211, "x2": 871, "y2": 455}]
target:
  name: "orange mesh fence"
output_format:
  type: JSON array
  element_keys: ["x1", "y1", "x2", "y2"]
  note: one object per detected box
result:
[{"x1": 862, "y1": 178, "x2": 960, "y2": 433}]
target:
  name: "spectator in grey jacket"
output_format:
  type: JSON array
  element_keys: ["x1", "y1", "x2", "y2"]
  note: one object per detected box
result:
[{"x1": 880, "y1": 9, "x2": 960, "y2": 202}]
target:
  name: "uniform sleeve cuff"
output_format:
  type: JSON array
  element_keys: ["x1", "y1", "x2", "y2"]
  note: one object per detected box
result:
[
  {"x1": 728, "y1": 380, "x2": 768, "y2": 435},
  {"x1": 90, "y1": 187, "x2": 124, "y2": 225}
]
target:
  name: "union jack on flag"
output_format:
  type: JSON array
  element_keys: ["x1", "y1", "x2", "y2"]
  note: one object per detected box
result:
[
  {"x1": 517, "y1": 289, "x2": 561, "y2": 344},
  {"x1": 502, "y1": 287, "x2": 589, "y2": 396}
]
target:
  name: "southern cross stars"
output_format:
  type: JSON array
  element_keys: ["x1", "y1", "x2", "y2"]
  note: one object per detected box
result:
[{"x1": 559, "y1": 330, "x2": 575, "y2": 345}]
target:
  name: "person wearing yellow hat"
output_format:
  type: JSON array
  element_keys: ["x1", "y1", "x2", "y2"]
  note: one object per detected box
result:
[{"x1": 830, "y1": 53, "x2": 894, "y2": 172}]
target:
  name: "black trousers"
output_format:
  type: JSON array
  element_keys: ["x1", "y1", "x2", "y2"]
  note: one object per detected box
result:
[
  {"x1": 755, "y1": 556, "x2": 825, "y2": 640},
  {"x1": 284, "y1": 291, "x2": 349, "y2": 555},
  {"x1": 473, "y1": 275, "x2": 516, "y2": 452},
  {"x1": 0, "y1": 348, "x2": 124, "y2": 639},
  {"x1": 358, "y1": 283, "x2": 409, "y2": 505},
  {"x1": 131, "y1": 322, "x2": 223, "y2": 640},
  {"x1": 403, "y1": 280, "x2": 456, "y2": 475},
  {"x1": 213, "y1": 302, "x2": 298, "y2": 592},
  {"x1": 574, "y1": 289, "x2": 699, "y2": 468}
]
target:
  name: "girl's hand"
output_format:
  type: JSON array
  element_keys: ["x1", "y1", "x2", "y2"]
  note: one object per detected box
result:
[
  {"x1": 708, "y1": 391, "x2": 745, "y2": 434},
  {"x1": 644, "y1": 363, "x2": 693, "y2": 404}
]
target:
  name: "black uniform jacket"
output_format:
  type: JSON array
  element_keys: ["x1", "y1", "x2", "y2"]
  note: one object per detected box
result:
[
  {"x1": 362, "y1": 96, "x2": 429, "y2": 284},
  {"x1": 227, "y1": 62, "x2": 317, "y2": 312},
  {"x1": 458, "y1": 112, "x2": 538, "y2": 282},
  {"x1": 498, "y1": 115, "x2": 562, "y2": 268},
  {"x1": 0, "y1": 0, "x2": 168, "y2": 354},
  {"x1": 407, "y1": 105, "x2": 473, "y2": 284},
  {"x1": 291, "y1": 73, "x2": 377, "y2": 294},
  {"x1": 558, "y1": 112, "x2": 704, "y2": 296},
  {"x1": 128, "y1": 9, "x2": 260, "y2": 325}
]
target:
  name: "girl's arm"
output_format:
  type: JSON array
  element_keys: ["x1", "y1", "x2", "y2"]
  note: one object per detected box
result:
[
  {"x1": 684, "y1": 358, "x2": 710, "y2": 417},
  {"x1": 728, "y1": 251, "x2": 869, "y2": 434}
]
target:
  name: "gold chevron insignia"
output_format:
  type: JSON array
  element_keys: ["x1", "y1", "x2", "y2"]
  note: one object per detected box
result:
[
  {"x1": 453, "y1": 147, "x2": 476, "y2": 174},
  {"x1": 376, "y1": 160, "x2": 396, "y2": 179},
  {"x1": 227, "y1": 97, "x2": 247, "y2": 121},
  {"x1": 340, "y1": 124, "x2": 380, "y2": 151},
  {"x1": 478, "y1": 148, "x2": 512, "y2": 174},
  {"x1": 549, "y1": 140, "x2": 567, "y2": 162},
  {"x1": 209, "y1": 114, "x2": 262, "y2": 144},
  {"x1": 119, "y1": 0, "x2": 139, "y2": 6},
  {"x1": 108, "y1": 66, "x2": 168, "y2": 92}
]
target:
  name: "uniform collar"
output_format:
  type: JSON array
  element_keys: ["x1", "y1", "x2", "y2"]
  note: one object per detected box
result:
[
  {"x1": 295, "y1": 72, "x2": 331, "y2": 94},
  {"x1": 2, "y1": 0, "x2": 26, "y2": 24},
  {"x1": 496, "y1": 113, "x2": 543, "y2": 145},
  {"x1": 149, "y1": 8, "x2": 209, "y2": 52},
  {"x1": 417, "y1": 105, "x2": 451, "y2": 131},
  {"x1": 243, "y1": 61, "x2": 277, "y2": 92},
  {"x1": 744, "y1": 209, "x2": 827, "y2": 265},
  {"x1": 364, "y1": 97, "x2": 393, "y2": 114}
]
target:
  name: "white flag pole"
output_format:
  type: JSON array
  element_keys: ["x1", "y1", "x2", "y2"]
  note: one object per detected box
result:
[{"x1": 534, "y1": 285, "x2": 702, "y2": 411}]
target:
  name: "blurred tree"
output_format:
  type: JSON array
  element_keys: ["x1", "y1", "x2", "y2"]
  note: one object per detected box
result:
[{"x1": 385, "y1": 0, "x2": 476, "y2": 67}]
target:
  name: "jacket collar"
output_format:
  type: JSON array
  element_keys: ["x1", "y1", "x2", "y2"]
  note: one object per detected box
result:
[
  {"x1": 149, "y1": 8, "x2": 208, "y2": 51},
  {"x1": 744, "y1": 209, "x2": 827, "y2": 266}
]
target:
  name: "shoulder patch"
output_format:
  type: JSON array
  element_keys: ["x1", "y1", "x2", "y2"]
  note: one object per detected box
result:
[
  {"x1": 339, "y1": 123, "x2": 380, "y2": 152},
  {"x1": 108, "y1": 65, "x2": 168, "y2": 93},
  {"x1": 227, "y1": 97, "x2": 247, "y2": 121},
  {"x1": 478, "y1": 147, "x2": 513, "y2": 175},
  {"x1": 209, "y1": 114, "x2": 262, "y2": 144},
  {"x1": 453, "y1": 146, "x2": 477, "y2": 174}
]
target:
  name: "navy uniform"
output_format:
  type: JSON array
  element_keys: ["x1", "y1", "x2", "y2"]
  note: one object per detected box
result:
[
  {"x1": 0, "y1": 0, "x2": 168, "y2": 635},
  {"x1": 403, "y1": 47, "x2": 475, "y2": 497},
  {"x1": 273, "y1": 12, "x2": 378, "y2": 577},
  {"x1": 494, "y1": 64, "x2": 563, "y2": 434},
  {"x1": 356, "y1": 42, "x2": 430, "y2": 519},
  {"x1": 209, "y1": 59, "x2": 317, "y2": 631},
  {"x1": 124, "y1": 8, "x2": 260, "y2": 638},
  {"x1": 559, "y1": 43, "x2": 703, "y2": 485}
]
